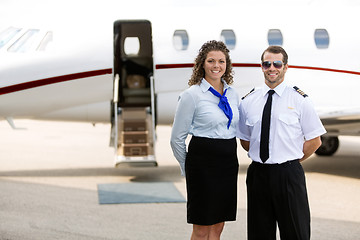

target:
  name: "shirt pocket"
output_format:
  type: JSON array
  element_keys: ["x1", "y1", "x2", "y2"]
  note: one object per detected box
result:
[
  {"x1": 278, "y1": 113, "x2": 301, "y2": 138},
  {"x1": 245, "y1": 115, "x2": 261, "y2": 140},
  {"x1": 278, "y1": 114, "x2": 298, "y2": 125}
]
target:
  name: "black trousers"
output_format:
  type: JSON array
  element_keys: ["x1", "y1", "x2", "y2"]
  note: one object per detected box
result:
[{"x1": 246, "y1": 160, "x2": 310, "y2": 240}]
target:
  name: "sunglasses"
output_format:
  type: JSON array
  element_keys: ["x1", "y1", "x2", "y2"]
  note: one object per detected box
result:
[{"x1": 261, "y1": 61, "x2": 283, "y2": 70}]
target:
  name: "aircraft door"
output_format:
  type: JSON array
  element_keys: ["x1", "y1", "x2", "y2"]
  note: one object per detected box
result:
[{"x1": 112, "y1": 20, "x2": 156, "y2": 167}]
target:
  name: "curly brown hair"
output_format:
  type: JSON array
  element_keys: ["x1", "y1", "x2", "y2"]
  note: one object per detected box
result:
[{"x1": 188, "y1": 40, "x2": 233, "y2": 86}]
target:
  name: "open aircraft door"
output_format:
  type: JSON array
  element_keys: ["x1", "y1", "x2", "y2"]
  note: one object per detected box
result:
[{"x1": 112, "y1": 20, "x2": 157, "y2": 167}]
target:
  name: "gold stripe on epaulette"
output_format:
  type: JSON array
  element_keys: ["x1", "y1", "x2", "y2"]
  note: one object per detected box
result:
[
  {"x1": 241, "y1": 88, "x2": 255, "y2": 100},
  {"x1": 293, "y1": 86, "x2": 308, "y2": 98}
]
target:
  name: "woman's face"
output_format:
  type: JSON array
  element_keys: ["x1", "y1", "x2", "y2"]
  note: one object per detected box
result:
[{"x1": 203, "y1": 50, "x2": 226, "y2": 82}]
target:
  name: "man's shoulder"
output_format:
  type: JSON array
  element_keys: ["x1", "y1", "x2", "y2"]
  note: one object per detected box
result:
[
  {"x1": 241, "y1": 87, "x2": 260, "y2": 100},
  {"x1": 291, "y1": 86, "x2": 309, "y2": 98}
]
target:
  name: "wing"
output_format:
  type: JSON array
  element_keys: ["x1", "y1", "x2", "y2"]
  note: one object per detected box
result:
[{"x1": 318, "y1": 108, "x2": 360, "y2": 136}]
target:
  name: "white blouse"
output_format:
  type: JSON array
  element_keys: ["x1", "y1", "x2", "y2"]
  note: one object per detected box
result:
[{"x1": 170, "y1": 79, "x2": 240, "y2": 175}]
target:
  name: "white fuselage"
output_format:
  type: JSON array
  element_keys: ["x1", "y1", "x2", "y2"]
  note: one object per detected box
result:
[{"x1": 1, "y1": 1, "x2": 360, "y2": 130}]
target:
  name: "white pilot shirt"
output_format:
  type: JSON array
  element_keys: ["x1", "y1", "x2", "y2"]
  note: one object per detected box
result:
[
  {"x1": 238, "y1": 82, "x2": 326, "y2": 164},
  {"x1": 170, "y1": 78, "x2": 240, "y2": 175}
]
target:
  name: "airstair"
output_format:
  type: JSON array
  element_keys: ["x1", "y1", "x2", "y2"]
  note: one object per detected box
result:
[
  {"x1": 112, "y1": 20, "x2": 157, "y2": 167},
  {"x1": 113, "y1": 76, "x2": 157, "y2": 167}
]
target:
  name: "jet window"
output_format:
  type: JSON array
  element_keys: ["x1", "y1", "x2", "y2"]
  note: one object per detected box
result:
[
  {"x1": 314, "y1": 29, "x2": 329, "y2": 49},
  {"x1": 8, "y1": 29, "x2": 40, "y2": 52},
  {"x1": 267, "y1": 29, "x2": 283, "y2": 46},
  {"x1": 220, "y1": 29, "x2": 236, "y2": 50},
  {"x1": 124, "y1": 37, "x2": 140, "y2": 55},
  {"x1": 0, "y1": 27, "x2": 22, "y2": 49},
  {"x1": 173, "y1": 30, "x2": 189, "y2": 51}
]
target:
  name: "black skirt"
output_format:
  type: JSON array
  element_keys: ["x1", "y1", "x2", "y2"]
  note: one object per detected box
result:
[{"x1": 185, "y1": 136, "x2": 239, "y2": 225}]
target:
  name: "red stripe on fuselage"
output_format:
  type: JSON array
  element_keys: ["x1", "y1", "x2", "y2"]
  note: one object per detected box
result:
[
  {"x1": 0, "y1": 68, "x2": 113, "y2": 95},
  {"x1": 1, "y1": 63, "x2": 360, "y2": 95},
  {"x1": 156, "y1": 63, "x2": 360, "y2": 76},
  {"x1": 155, "y1": 63, "x2": 194, "y2": 69},
  {"x1": 288, "y1": 65, "x2": 360, "y2": 75}
]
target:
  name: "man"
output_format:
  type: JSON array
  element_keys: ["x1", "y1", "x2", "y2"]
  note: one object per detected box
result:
[{"x1": 238, "y1": 46, "x2": 326, "y2": 240}]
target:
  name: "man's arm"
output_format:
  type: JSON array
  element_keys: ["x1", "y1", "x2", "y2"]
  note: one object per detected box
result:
[
  {"x1": 300, "y1": 136, "x2": 322, "y2": 162},
  {"x1": 240, "y1": 139, "x2": 250, "y2": 152}
]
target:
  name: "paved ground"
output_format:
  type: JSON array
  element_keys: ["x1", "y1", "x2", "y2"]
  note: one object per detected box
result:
[{"x1": 0, "y1": 120, "x2": 359, "y2": 239}]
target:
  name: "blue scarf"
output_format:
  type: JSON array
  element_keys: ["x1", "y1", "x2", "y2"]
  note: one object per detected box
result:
[{"x1": 208, "y1": 87, "x2": 233, "y2": 129}]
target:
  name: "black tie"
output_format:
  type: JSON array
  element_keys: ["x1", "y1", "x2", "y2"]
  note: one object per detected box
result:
[{"x1": 260, "y1": 90, "x2": 275, "y2": 162}]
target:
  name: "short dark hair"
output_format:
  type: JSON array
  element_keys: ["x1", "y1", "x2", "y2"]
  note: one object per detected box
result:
[{"x1": 261, "y1": 45, "x2": 288, "y2": 65}]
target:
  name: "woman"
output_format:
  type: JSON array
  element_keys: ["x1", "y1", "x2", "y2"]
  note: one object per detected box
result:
[{"x1": 170, "y1": 40, "x2": 240, "y2": 240}]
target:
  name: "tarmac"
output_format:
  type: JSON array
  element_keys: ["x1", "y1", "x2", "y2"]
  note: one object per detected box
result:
[{"x1": 0, "y1": 120, "x2": 359, "y2": 239}]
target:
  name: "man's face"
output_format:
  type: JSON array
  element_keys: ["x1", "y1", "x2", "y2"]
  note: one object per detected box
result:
[{"x1": 261, "y1": 52, "x2": 288, "y2": 88}]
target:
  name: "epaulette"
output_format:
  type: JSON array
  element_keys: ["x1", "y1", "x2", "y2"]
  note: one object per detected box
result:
[
  {"x1": 241, "y1": 88, "x2": 255, "y2": 100},
  {"x1": 293, "y1": 86, "x2": 308, "y2": 98}
]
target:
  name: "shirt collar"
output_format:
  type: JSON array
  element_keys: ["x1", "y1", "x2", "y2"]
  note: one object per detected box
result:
[
  {"x1": 262, "y1": 81, "x2": 287, "y2": 97},
  {"x1": 200, "y1": 78, "x2": 230, "y2": 93}
]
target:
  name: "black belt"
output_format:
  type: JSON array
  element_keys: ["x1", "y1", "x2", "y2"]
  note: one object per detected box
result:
[{"x1": 251, "y1": 159, "x2": 299, "y2": 167}]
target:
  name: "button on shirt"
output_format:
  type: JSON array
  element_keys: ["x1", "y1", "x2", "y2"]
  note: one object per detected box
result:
[
  {"x1": 238, "y1": 82, "x2": 326, "y2": 164},
  {"x1": 170, "y1": 79, "x2": 240, "y2": 175}
]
